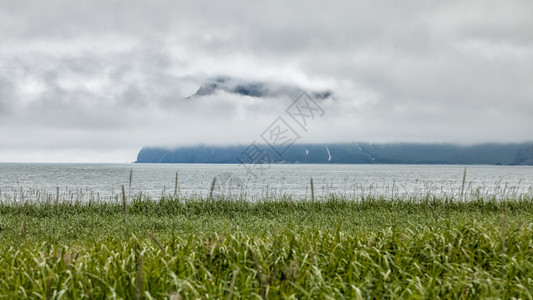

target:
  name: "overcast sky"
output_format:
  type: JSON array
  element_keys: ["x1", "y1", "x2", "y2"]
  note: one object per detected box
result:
[{"x1": 1, "y1": 0, "x2": 532, "y2": 162}]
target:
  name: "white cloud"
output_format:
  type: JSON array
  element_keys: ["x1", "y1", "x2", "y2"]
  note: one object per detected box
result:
[{"x1": 0, "y1": 0, "x2": 532, "y2": 162}]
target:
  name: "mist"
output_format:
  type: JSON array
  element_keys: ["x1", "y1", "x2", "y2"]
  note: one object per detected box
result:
[{"x1": 1, "y1": 0, "x2": 532, "y2": 162}]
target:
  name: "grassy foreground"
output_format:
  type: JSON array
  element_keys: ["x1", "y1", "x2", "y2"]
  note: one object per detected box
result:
[{"x1": 0, "y1": 196, "x2": 532, "y2": 299}]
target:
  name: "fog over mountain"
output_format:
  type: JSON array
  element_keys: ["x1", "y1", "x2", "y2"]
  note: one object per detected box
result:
[
  {"x1": 188, "y1": 76, "x2": 333, "y2": 100},
  {"x1": 137, "y1": 143, "x2": 533, "y2": 165},
  {"x1": 1, "y1": 0, "x2": 532, "y2": 162}
]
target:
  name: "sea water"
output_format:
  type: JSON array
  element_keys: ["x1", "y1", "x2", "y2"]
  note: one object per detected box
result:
[{"x1": 0, "y1": 163, "x2": 532, "y2": 202}]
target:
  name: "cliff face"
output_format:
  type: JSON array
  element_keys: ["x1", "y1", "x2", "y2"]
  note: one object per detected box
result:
[
  {"x1": 136, "y1": 143, "x2": 533, "y2": 165},
  {"x1": 514, "y1": 145, "x2": 533, "y2": 165}
]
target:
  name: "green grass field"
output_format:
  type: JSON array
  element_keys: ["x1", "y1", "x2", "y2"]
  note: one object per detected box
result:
[{"x1": 1, "y1": 196, "x2": 532, "y2": 299}]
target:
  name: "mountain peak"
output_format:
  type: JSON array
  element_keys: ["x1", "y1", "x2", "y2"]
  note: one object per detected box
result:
[{"x1": 188, "y1": 76, "x2": 333, "y2": 100}]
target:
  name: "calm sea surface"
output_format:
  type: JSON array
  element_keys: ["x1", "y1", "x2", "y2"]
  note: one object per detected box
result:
[{"x1": 0, "y1": 163, "x2": 532, "y2": 202}]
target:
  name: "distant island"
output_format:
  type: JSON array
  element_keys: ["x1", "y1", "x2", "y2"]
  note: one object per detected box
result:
[{"x1": 136, "y1": 143, "x2": 533, "y2": 165}]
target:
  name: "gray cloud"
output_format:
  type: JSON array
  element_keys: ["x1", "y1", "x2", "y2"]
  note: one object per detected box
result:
[{"x1": 0, "y1": 0, "x2": 532, "y2": 162}]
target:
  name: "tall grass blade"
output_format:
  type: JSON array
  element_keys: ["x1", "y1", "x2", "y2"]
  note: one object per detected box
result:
[
  {"x1": 147, "y1": 231, "x2": 165, "y2": 257},
  {"x1": 129, "y1": 169, "x2": 133, "y2": 190},
  {"x1": 122, "y1": 185, "x2": 127, "y2": 215},
  {"x1": 227, "y1": 269, "x2": 239, "y2": 300},
  {"x1": 134, "y1": 242, "x2": 144, "y2": 300},
  {"x1": 209, "y1": 177, "x2": 216, "y2": 201},
  {"x1": 56, "y1": 186, "x2": 59, "y2": 204},
  {"x1": 460, "y1": 166, "x2": 467, "y2": 201},
  {"x1": 501, "y1": 200, "x2": 507, "y2": 254},
  {"x1": 250, "y1": 248, "x2": 268, "y2": 299},
  {"x1": 310, "y1": 177, "x2": 315, "y2": 203},
  {"x1": 22, "y1": 217, "x2": 27, "y2": 239},
  {"x1": 174, "y1": 171, "x2": 178, "y2": 197}
]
